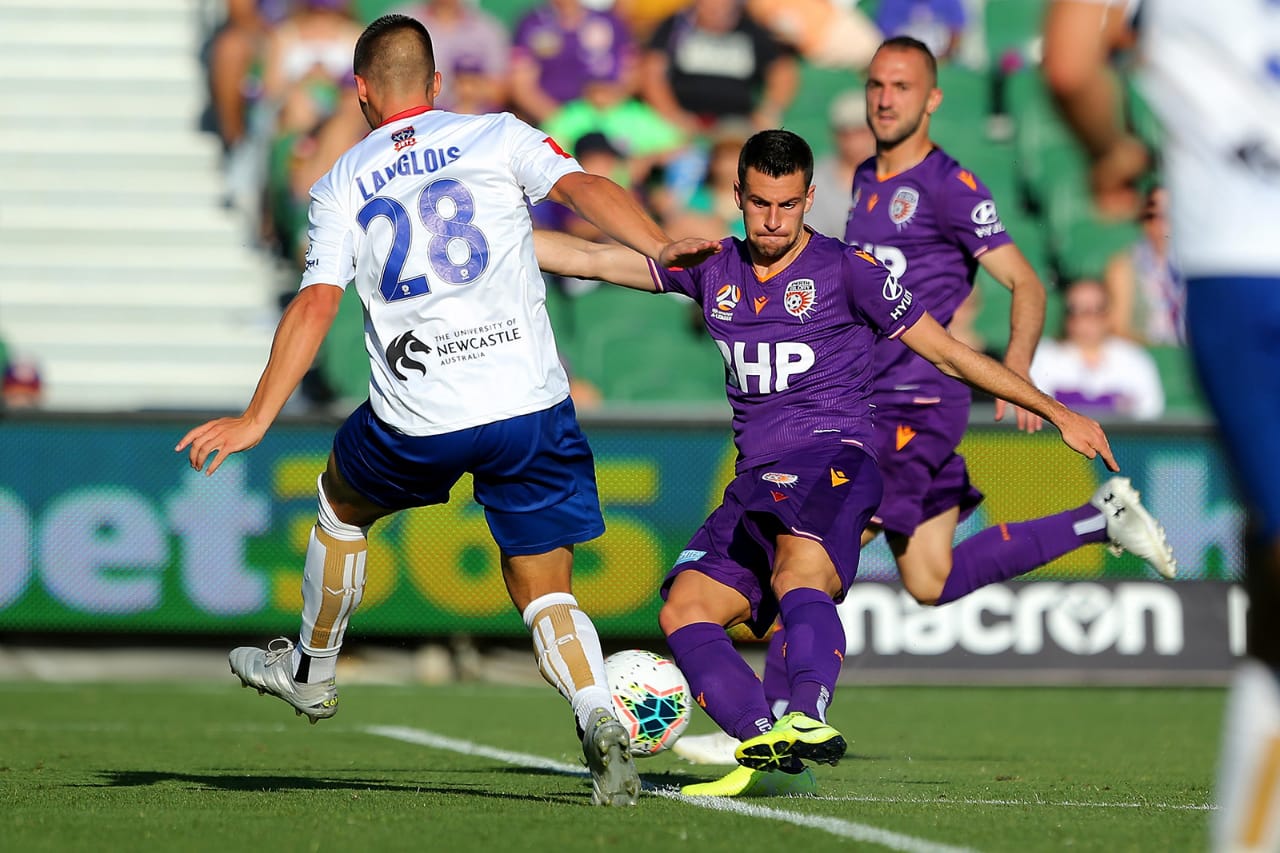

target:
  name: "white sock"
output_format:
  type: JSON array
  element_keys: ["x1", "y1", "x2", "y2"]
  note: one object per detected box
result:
[
  {"x1": 522, "y1": 591, "x2": 613, "y2": 732},
  {"x1": 293, "y1": 476, "x2": 368, "y2": 683},
  {"x1": 1213, "y1": 659, "x2": 1280, "y2": 852}
]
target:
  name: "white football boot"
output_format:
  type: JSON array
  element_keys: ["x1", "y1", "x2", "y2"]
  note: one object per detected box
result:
[
  {"x1": 229, "y1": 638, "x2": 338, "y2": 724},
  {"x1": 672, "y1": 731, "x2": 742, "y2": 765},
  {"x1": 1090, "y1": 476, "x2": 1177, "y2": 579}
]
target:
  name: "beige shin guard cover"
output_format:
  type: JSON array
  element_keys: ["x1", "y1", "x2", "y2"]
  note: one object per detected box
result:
[
  {"x1": 524, "y1": 593, "x2": 607, "y2": 702},
  {"x1": 299, "y1": 526, "x2": 367, "y2": 656}
]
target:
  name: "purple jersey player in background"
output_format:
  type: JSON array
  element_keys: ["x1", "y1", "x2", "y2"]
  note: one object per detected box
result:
[
  {"x1": 672, "y1": 36, "x2": 1177, "y2": 773},
  {"x1": 533, "y1": 129, "x2": 1121, "y2": 797}
]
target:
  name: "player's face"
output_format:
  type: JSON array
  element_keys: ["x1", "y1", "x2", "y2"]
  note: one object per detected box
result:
[
  {"x1": 1064, "y1": 281, "x2": 1111, "y2": 346},
  {"x1": 735, "y1": 167, "x2": 814, "y2": 262},
  {"x1": 864, "y1": 47, "x2": 941, "y2": 149}
]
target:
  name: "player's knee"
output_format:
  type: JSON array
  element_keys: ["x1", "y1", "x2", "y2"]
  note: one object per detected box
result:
[
  {"x1": 660, "y1": 596, "x2": 701, "y2": 637},
  {"x1": 658, "y1": 593, "x2": 745, "y2": 637},
  {"x1": 902, "y1": 573, "x2": 945, "y2": 607},
  {"x1": 771, "y1": 562, "x2": 841, "y2": 600}
]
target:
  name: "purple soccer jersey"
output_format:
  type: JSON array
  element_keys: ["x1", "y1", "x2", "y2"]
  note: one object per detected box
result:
[
  {"x1": 648, "y1": 230, "x2": 926, "y2": 470},
  {"x1": 844, "y1": 147, "x2": 1013, "y2": 407},
  {"x1": 512, "y1": 6, "x2": 633, "y2": 104}
]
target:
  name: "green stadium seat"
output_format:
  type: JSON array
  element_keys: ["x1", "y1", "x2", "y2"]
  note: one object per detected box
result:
[
  {"x1": 936, "y1": 64, "x2": 990, "y2": 117},
  {"x1": 782, "y1": 64, "x2": 860, "y2": 159},
  {"x1": 1050, "y1": 212, "x2": 1138, "y2": 283},
  {"x1": 550, "y1": 282, "x2": 725, "y2": 404},
  {"x1": 1148, "y1": 345, "x2": 1209, "y2": 419},
  {"x1": 319, "y1": 286, "x2": 371, "y2": 402},
  {"x1": 984, "y1": 0, "x2": 1047, "y2": 61}
]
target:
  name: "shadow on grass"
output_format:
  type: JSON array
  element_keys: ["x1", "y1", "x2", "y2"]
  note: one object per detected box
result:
[{"x1": 80, "y1": 769, "x2": 606, "y2": 806}]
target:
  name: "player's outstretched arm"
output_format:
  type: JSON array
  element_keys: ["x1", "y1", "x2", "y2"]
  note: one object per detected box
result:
[
  {"x1": 900, "y1": 311, "x2": 1119, "y2": 471},
  {"x1": 977, "y1": 243, "x2": 1046, "y2": 433},
  {"x1": 533, "y1": 229, "x2": 657, "y2": 290},
  {"x1": 175, "y1": 283, "x2": 344, "y2": 476},
  {"x1": 547, "y1": 171, "x2": 721, "y2": 269}
]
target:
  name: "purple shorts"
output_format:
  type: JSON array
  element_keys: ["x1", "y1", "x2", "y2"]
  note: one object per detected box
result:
[
  {"x1": 661, "y1": 441, "x2": 882, "y2": 638},
  {"x1": 869, "y1": 401, "x2": 984, "y2": 537}
]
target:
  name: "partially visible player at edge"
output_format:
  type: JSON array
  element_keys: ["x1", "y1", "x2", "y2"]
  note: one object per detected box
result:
[
  {"x1": 534, "y1": 128, "x2": 1122, "y2": 797},
  {"x1": 1043, "y1": 2, "x2": 1280, "y2": 849},
  {"x1": 673, "y1": 36, "x2": 1178, "y2": 772},
  {"x1": 175, "y1": 14, "x2": 720, "y2": 808}
]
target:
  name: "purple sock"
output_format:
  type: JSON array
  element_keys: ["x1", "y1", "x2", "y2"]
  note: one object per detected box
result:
[
  {"x1": 776, "y1": 588, "x2": 845, "y2": 721},
  {"x1": 665, "y1": 622, "x2": 774, "y2": 742},
  {"x1": 937, "y1": 502, "x2": 1108, "y2": 605},
  {"x1": 762, "y1": 627, "x2": 789, "y2": 712}
]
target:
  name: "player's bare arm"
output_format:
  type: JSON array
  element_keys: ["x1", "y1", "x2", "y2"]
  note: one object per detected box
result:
[
  {"x1": 533, "y1": 229, "x2": 657, "y2": 290},
  {"x1": 1042, "y1": 0, "x2": 1149, "y2": 218},
  {"x1": 175, "y1": 283, "x2": 344, "y2": 476},
  {"x1": 900, "y1": 311, "x2": 1119, "y2": 471},
  {"x1": 546, "y1": 171, "x2": 721, "y2": 269},
  {"x1": 977, "y1": 243, "x2": 1047, "y2": 432}
]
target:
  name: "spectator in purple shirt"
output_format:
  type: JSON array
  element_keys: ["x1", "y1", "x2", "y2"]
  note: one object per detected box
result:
[
  {"x1": 509, "y1": 0, "x2": 637, "y2": 124},
  {"x1": 396, "y1": 0, "x2": 510, "y2": 112}
]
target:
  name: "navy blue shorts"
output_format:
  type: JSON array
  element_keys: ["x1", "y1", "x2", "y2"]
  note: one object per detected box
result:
[
  {"x1": 332, "y1": 397, "x2": 605, "y2": 555},
  {"x1": 1187, "y1": 275, "x2": 1280, "y2": 538},
  {"x1": 661, "y1": 441, "x2": 882, "y2": 637}
]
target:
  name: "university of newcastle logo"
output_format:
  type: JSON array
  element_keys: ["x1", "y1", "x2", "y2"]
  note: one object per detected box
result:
[{"x1": 386, "y1": 331, "x2": 431, "y2": 380}]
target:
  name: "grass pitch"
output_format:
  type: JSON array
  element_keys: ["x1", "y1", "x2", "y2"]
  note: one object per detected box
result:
[{"x1": 0, "y1": 680, "x2": 1220, "y2": 852}]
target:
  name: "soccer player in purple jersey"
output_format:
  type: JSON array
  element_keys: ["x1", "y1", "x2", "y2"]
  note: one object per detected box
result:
[
  {"x1": 534, "y1": 128, "x2": 1121, "y2": 797},
  {"x1": 672, "y1": 35, "x2": 1177, "y2": 772}
]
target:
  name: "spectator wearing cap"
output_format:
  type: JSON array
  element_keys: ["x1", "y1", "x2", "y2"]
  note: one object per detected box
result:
[
  {"x1": 509, "y1": 0, "x2": 637, "y2": 124},
  {"x1": 542, "y1": 62, "x2": 688, "y2": 187},
  {"x1": 396, "y1": 0, "x2": 510, "y2": 112},
  {"x1": 807, "y1": 89, "x2": 876, "y2": 237}
]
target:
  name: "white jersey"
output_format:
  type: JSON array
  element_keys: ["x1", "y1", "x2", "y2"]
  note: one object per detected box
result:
[
  {"x1": 1030, "y1": 338, "x2": 1165, "y2": 421},
  {"x1": 301, "y1": 107, "x2": 581, "y2": 435},
  {"x1": 1136, "y1": 0, "x2": 1280, "y2": 277}
]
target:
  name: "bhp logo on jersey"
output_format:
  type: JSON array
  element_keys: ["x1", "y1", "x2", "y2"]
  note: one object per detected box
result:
[
  {"x1": 714, "y1": 340, "x2": 815, "y2": 394},
  {"x1": 391, "y1": 125, "x2": 416, "y2": 151}
]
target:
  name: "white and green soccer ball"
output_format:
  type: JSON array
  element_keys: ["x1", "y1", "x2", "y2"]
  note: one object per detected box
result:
[{"x1": 604, "y1": 649, "x2": 693, "y2": 757}]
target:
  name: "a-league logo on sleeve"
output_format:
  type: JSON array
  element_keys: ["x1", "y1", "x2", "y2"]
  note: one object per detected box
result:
[{"x1": 391, "y1": 126, "x2": 416, "y2": 151}]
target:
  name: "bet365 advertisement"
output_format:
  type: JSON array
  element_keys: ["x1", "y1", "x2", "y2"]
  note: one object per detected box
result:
[{"x1": 0, "y1": 415, "x2": 1243, "y2": 642}]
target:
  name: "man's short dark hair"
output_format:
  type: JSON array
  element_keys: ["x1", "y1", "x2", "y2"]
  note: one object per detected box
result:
[
  {"x1": 354, "y1": 14, "x2": 436, "y2": 81},
  {"x1": 879, "y1": 35, "x2": 937, "y2": 86},
  {"x1": 738, "y1": 129, "x2": 814, "y2": 188}
]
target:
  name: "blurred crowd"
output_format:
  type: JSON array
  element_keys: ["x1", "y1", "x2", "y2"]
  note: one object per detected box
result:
[{"x1": 193, "y1": 0, "x2": 1191, "y2": 420}]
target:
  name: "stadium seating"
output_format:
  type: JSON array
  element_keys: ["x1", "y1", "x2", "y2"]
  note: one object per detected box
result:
[
  {"x1": 1149, "y1": 345, "x2": 1209, "y2": 420},
  {"x1": 0, "y1": 0, "x2": 282, "y2": 411}
]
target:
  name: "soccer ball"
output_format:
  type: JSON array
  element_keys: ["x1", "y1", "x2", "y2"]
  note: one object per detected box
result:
[{"x1": 604, "y1": 649, "x2": 693, "y2": 757}]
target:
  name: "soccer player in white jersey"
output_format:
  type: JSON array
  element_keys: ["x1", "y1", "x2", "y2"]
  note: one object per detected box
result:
[
  {"x1": 1045, "y1": 2, "x2": 1280, "y2": 848},
  {"x1": 176, "y1": 14, "x2": 719, "y2": 807}
]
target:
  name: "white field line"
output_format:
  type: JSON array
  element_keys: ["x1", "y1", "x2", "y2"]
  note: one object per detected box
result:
[
  {"x1": 364, "y1": 724, "x2": 977, "y2": 853},
  {"x1": 817, "y1": 795, "x2": 1217, "y2": 812}
]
